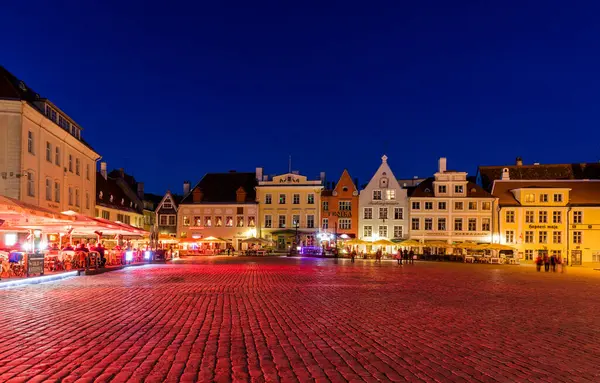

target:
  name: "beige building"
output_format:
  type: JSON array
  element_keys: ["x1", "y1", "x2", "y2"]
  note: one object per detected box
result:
[
  {"x1": 409, "y1": 158, "x2": 496, "y2": 244},
  {"x1": 256, "y1": 168, "x2": 324, "y2": 250},
  {"x1": 0, "y1": 66, "x2": 100, "y2": 216}
]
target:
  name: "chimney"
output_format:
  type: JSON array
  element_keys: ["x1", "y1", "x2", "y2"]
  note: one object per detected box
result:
[
  {"x1": 320, "y1": 171, "x2": 326, "y2": 184},
  {"x1": 354, "y1": 178, "x2": 359, "y2": 189},
  {"x1": 501, "y1": 168, "x2": 510, "y2": 180},
  {"x1": 438, "y1": 157, "x2": 447, "y2": 173},
  {"x1": 256, "y1": 167, "x2": 263, "y2": 182},
  {"x1": 100, "y1": 162, "x2": 107, "y2": 180},
  {"x1": 263, "y1": 175, "x2": 268, "y2": 181},
  {"x1": 236, "y1": 187, "x2": 247, "y2": 203},
  {"x1": 516, "y1": 156, "x2": 523, "y2": 166},
  {"x1": 183, "y1": 181, "x2": 191, "y2": 195},
  {"x1": 192, "y1": 187, "x2": 203, "y2": 203},
  {"x1": 137, "y1": 182, "x2": 144, "y2": 200},
  {"x1": 119, "y1": 168, "x2": 124, "y2": 178}
]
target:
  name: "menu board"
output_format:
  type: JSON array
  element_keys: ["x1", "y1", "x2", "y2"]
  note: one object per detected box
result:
[{"x1": 27, "y1": 253, "x2": 45, "y2": 277}]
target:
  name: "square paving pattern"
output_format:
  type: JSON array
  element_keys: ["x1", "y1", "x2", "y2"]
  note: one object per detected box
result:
[{"x1": 1, "y1": 257, "x2": 599, "y2": 382}]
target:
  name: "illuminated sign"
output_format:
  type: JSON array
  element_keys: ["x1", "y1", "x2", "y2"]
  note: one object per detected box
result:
[
  {"x1": 528, "y1": 225, "x2": 559, "y2": 230},
  {"x1": 326, "y1": 211, "x2": 352, "y2": 218}
]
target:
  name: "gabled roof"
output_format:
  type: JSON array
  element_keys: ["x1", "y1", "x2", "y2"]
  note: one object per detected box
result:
[
  {"x1": 180, "y1": 172, "x2": 257, "y2": 204},
  {"x1": 410, "y1": 177, "x2": 494, "y2": 198},
  {"x1": 492, "y1": 180, "x2": 600, "y2": 207},
  {"x1": 96, "y1": 173, "x2": 143, "y2": 214},
  {"x1": 0, "y1": 65, "x2": 43, "y2": 102},
  {"x1": 477, "y1": 163, "x2": 600, "y2": 191}
]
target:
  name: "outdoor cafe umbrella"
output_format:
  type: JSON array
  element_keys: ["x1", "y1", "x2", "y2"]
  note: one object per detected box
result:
[
  {"x1": 452, "y1": 242, "x2": 479, "y2": 249},
  {"x1": 241, "y1": 237, "x2": 270, "y2": 244},
  {"x1": 424, "y1": 240, "x2": 452, "y2": 248},
  {"x1": 478, "y1": 243, "x2": 515, "y2": 251},
  {"x1": 200, "y1": 236, "x2": 228, "y2": 243},
  {"x1": 397, "y1": 239, "x2": 421, "y2": 247},
  {"x1": 346, "y1": 238, "x2": 368, "y2": 245},
  {"x1": 372, "y1": 239, "x2": 395, "y2": 246}
]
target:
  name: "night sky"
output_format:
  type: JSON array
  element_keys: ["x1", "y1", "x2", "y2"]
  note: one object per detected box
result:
[{"x1": 3, "y1": 1, "x2": 600, "y2": 194}]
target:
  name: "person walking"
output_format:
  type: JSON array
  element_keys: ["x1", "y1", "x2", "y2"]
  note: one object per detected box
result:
[
  {"x1": 559, "y1": 255, "x2": 567, "y2": 273},
  {"x1": 535, "y1": 254, "x2": 543, "y2": 272},
  {"x1": 543, "y1": 253, "x2": 550, "y2": 272},
  {"x1": 351, "y1": 249, "x2": 356, "y2": 263},
  {"x1": 550, "y1": 253, "x2": 557, "y2": 272},
  {"x1": 396, "y1": 249, "x2": 402, "y2": 265},
  {"x1": 409, "y1": 249, "x2": 415, "y2": 264}
]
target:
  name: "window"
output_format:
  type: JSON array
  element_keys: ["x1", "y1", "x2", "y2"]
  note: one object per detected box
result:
[
  {"x1": 364, "y1": 208, "x2": 373, "y2": 219},
  {"x1": 525, "y1": 194, "x2": 535, "y2": 203},
  {"x1": 454, "y1": 201, "x2": 463, "y2": 210},
  {"x1": 393, "y1": 226, "x2": 403, "y2": 238},
  {"x1": 454, "y1": 218, "x2": 463, "y2": 231},
  {"x1": 75, "y1": 158, "x2": 80, "y2": 175},
  {"x1": 481, "y1": 202, "x2": 491, "y2": 210},
  {"x1": 553, "y1": 211, "x2": 562, "y2": 224},
  {"x1": 373, "y1": 190, "x2": 382, "y2": 200},
  {"x1": 265, "y1": 194, "x2": 272, "y2": 204},
  {"x1": 363, "y1": 226, "x2": 372, "y2": 237},
  {"x1": 468, "y1": 218, "x2": 477, "y2": 231},
  {"x1": 28, "y1": 131, "x2": 34, "y2": 154},
  {"x1": 307, "y1": 194, "x2": 315, "y2": 204},
  {"x1": 68, "y1": 155, "x2": 73, "y2": 172},
  {"x1": 75, "y1": 188, "x2": 80, "y2": 207},
  {"x1": 424, "y1": 218, "x2": 433, "y2": 230},
  {"x1": 553, "y1": 194, "x2": 563, "y2": 203},
  {"x1": 438, "y1": 185, "x2": 447, "y2": 194},
  {"x1": 248, "y1": 216, "x2": 255, "y2": 227},
  {"x1": 553, "y1": 231, "x2": 562, "y2": 244},
  {"x1": 378, "y1": 225, "x2": 387, "y2": 238},
  {"x1": 438, "y1": 218, "x2": 446, "y2": 231},
  {"x1": 167, "y1": 215, "x2": 175, "y2": 226},
  {"x1": 45, "y1": 142, "x2": 52, "y2": 162},
  {"x1": 54, "y1": 181, "x2": 60, "y2": 202},
  {"x1": 159, "y1": 215, "x2": 167, "y2": 225},
  {"x1": 339, "y1": 218, "x2": 351, "y2": 230},
  {"x1": 102, "y1": 211, "x2": 110, "y2": 220},
  {"x1": 379, "y1": 207, "x2": 388, "y2": 219},
  {"x1": 573, "y1": 211, "x2": 583, "y2": 224},
  {"x1": 265, "y1": 215, "x2": 272, "y2": 228},
  {"x1": 279, "y1": 194, "x2": 286, "y2": 204},
  {"x1": 593, "y1": 252, "x2": 600, "y2": 263},
  {"x1": 322, "y1": 218, "x2": 329, "y2": 229},
  {"x1": 183, "y1": 216, "x2": 190, "y2": 226},
  {"x1": 237, "y1": 216, "x2": 244, "y2": 227},
  {"x1": 505, "y1": 230, "x2": 515, "y2": 243},
  {"x1": 278, "y1": 215, "x2": 286, "y2": 228},
  {"x1": 573, "y1": 231, "x2": 582, "y2": 244},
  {"x1": 525, "y1": 250, "x2": 534, "y2": 261},
  {"x1": 386, "y1": 189, "x2": 395, "y2": 200},
  {"x1": 55, "y1": 147, "x2": 60, "y2": 166},
  {"x1": 215, "y1": 216, "x2": 223, "y2": 227},
  {"x1": 468, "y1": 202, "x2": 477, "y2": 210},
  {"x1": 425, "y1": 202, "x2": 433, "y2": 210},
  {"x1": 412, "y1": 201, "x2": 420, "y2": 210},
  {"x1": 438, "y1": 202, "x2": 447, "y2": 210},
  {"x1": 339, "y1": 201, "x2": 351, "y2": 211},
  {"x1": 540, "y1": 194, "x2": 548, "y2": 203},
  {"x1": 411, "y1": 218, "x2": 420, "y2": 230},
  {"x1": 86, "y1": 164, "x2": 90, "y2": 180},
  {"x1": 163, "y1": 200, "x2": 173, "y2": 209},
  {"x1": 27, "y1": 172, "x2": 35, "y2": 197},
  {"x1": 539, "y1": 211, "x2": 548, "y2": 223},
  {"x1": 481, "y1": 218, "x2": 490, "y2": 231},
  {"x1": 293, "y1": 194, "x2": 300, "y2": 204},
  {"x1": 455, "y1": 185, "x2": 464, "y2": 193},
  {"x1": 45, "y1": 179, "x2": 52, "y2": 200},
  {"x1": 394, "y1": 207, "x2": 403, "y2": 220},
  {"x1": 194, "y1": 216, "x2": 201, "y2": 226},
  {"x1": 505, "y1": 211, "x2": 515, "y2": 223},
  {"x1": 525, "y1": 231, "x2": 534, "y2": 243},
  {"x1": 292, "y1": 215, "x2": 300, "y2": 226},
  {"x1": 237, "y1": 207, "x2": 244, "y2": 215},
  {"x1": 124, "y1": 216, "x2": 131, "y2": 225},
  {"x1": 225, "y1": 216, "x2": 233, "y2": 227},
  {"x1": 525, "y1": 211, "x2": 534, "y2": 223},
  {"x1": 323, "y1": 201, "x2": 328, "y2": 211},
  {"x1": 538, "y1": 231, "x2": 547, "y2": 244}
]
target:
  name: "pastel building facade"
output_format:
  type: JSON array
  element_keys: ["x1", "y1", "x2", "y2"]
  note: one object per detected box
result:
[
  {"x1": 359, "y1": 155, "x2": 408, "y2": 241},
  {"x1": 320, "y1": 170, "x2": 359, "y2": 240}
]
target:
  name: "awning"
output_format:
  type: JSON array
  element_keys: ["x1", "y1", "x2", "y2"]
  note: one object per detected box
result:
[
  {"x1": 61, "y1": 211, "x2": 148, "y2": 236},
  {"x1": 0, "y1": 195, "x2": 75, "y2": 230},
  {"x1": 270, "y1": 229, "x2": 315, "y2": 235}
]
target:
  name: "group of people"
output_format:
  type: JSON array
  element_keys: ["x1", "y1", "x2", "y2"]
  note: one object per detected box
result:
[
  {"x1": 61, "y1": 242, "x2": 107, "y2": 268},
  {"x1": 535, "y1": 253, "x2": 566, "y2": 273},
  {"x1": 348, "y1": 248, "x2": 416, "y2": 264}
]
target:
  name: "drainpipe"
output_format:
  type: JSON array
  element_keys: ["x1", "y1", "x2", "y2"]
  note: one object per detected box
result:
[{"x1": 566, "y1": 207, "x2": 571, "y2": 266}]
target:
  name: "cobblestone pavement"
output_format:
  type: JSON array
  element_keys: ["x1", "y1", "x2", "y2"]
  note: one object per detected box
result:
[{"x1": 1, "y1": 257, "x2": 600, "y2": 383}]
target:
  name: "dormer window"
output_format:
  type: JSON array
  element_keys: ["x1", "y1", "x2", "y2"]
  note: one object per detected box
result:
[
  {"x1": 110, "y1": 195, "x2": 114, "y2": 203},
  {"x1": 455, "y1": 185, "x2": 464, "y2": 193},
  {"x1": 99, "y1": 191, "x2": 103, "y2": 199},
  {"x1": 121, "y1": 198, "x2": 125, "y2": 205}
]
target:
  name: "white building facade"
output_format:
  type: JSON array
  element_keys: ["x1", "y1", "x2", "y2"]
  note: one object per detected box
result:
[{"x1": 359, "y1": 155, "x2": 408, "y2": 241}]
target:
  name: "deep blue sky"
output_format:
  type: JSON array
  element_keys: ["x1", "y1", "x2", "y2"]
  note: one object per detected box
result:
[{"x1": 3, "y1": 1, "x2": 600, "y2": 194}]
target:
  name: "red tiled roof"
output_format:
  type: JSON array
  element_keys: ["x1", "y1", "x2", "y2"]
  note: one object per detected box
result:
[{"x1": 410, "y1": 177, "x2": 494, "y2": 198}]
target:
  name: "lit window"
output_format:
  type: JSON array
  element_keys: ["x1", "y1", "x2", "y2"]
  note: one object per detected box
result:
[
  {"x1": 386, "y1": 189, "x2": 395, "y2": 200},
  {"x1": 363, "y1": 225, "x2": 372, "y2": 237},
  {"x1": 279, "y1": 194, "x2": 286, "y2": 204},
  {"x1": 307, "y1": 194, "x2": 315, "y2": 204},
  {"x1": 481, "y1": 202, "x2": 491, "y2": 210},
  {"x1": 264, "y1": 215, "x2": 272, "y2": 228},
  {"x1": 378, "y1": 225, "x2": 387, "y2": 238},
  {"x1": 393, "y1": 226, "x2": 403, "y2": 238},
  {"x1": 339, "y1": 201, "x2": 351, "y2": 211},
  {"x1": 28, "y1": 131, "x2": 34, "y2": 154},
  {"x1": 278, "y1": 215, "x2": 286, "y2": 228},
  {"x1": 339, "y1": 218, "x2": 350, "y2": 229},
  {"x1": 454, "y1": 218, "x2": 463, "y2": 231},
  {"x1": 206, "y1": 216, "x2": 213, "y2": 227},
  {"x1": 538, "y1": 231, "x2": 547, "y2": 244},
  {"x1": 468, "y1": 218, "x2": 477, "y2": 231},
  {"x1": 468, "y1": 202, "x2": 477, "y2": 210},
  {"x1": 27, "y1": 171, "x2": 35, "y2": 197},
  {"x1": 363, "y1": 208, "x2": 372, "y2": 219},
  {"x1": 525, "y1": 194, "x2": 535, "y2": 203},
  {"x1": 481, "y1": 218, "x2": 490, "y2": 231},
  {"x1": 554, "y1": 194, "x2": 563, "y2": 203},
  {"x1": 183, "y1": 216, "x2": 190, "y2": 226},
  {"x1": 322, "y1": 218, "x2": 329, "y2": 229},
  {"x1": 525, "y1": 231, "x2": 534, "y2": 243},
  {"x1": 505, "y1": 230, "x2": 515, "y2": 243}
]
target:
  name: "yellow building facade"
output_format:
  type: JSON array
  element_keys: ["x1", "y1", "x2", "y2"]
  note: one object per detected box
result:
[
  {"x1": 492, "y1": 177, "x2": 600, "y2": 266},
  {"x1": 256, "y1": 171, "x2": 323, "y2": 250}
]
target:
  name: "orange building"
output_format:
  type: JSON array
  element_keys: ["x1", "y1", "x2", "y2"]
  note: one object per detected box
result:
[{"x1": 320, "y1": 170, "x2": 359, "y2": 241}]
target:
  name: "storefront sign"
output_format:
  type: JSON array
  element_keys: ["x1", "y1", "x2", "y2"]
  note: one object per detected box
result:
[
  {"x1": 369, "y1": 201, "x2": 399, "y2": 206},
  {"x1": 279, "y1": 177, "x2": 300, "y2": 183},
  {"x1": 528, "y1": 224, "x2": 559, "y2": 230},
  {"x1": 326, "y1": 211, "x2": 352, "y2": 218},
  {"x1": 27, "y1": 253, "x2": 45, "y2": 277}
]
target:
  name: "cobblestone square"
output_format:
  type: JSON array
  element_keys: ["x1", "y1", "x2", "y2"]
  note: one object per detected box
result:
[{"x1": 1, "y1": 257, "x2": 599, "y2": 382}]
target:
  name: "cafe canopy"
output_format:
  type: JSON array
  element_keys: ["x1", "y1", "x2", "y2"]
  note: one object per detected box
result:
[{"x1": 0, "y1": 195, "x2": 75, "y2": 230}]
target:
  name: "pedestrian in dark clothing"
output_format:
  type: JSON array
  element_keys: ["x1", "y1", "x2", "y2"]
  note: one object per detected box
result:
[
  {"x1": 409, "y1": 250, "x2": 415, "y2": 264},
  {"x1": 535, "y1": 255, "x2": 543, "y2": 272},
  {"x1": 550, "y1": 254, "x2": 557, "y2": 272},
  {"x1": 396, "y1": 249, "x2": 402, "y2": 265},
  {"x1": 543, "y1": 254, "x2": 550, "y2": 272},
  {"x1": 403, "y1": 249, "x2": 408, "y2": 263},
  {"x1": 351, "y1": 250, "x2": 356, "y2": 263}
]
